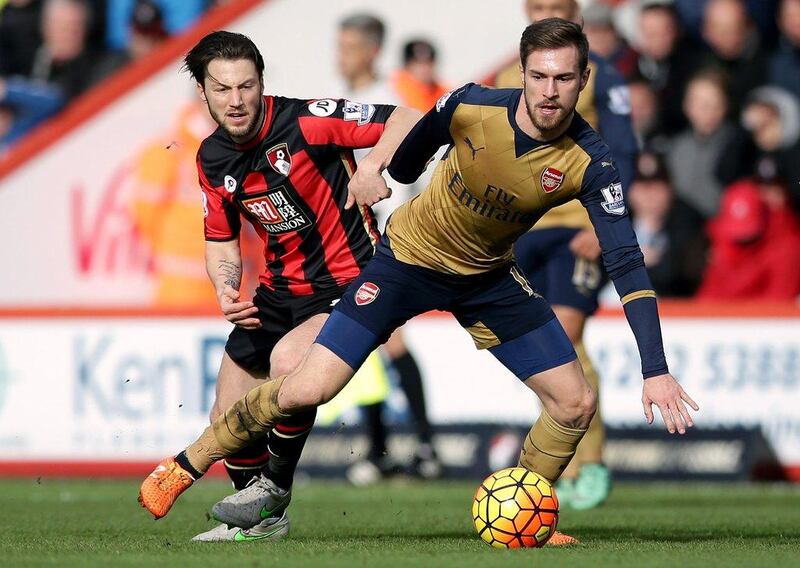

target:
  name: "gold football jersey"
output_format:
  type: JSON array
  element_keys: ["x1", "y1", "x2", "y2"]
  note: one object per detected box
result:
[
  {"x1": 491, "y1": 60, "x2": 599, "y2": 230},
  {"x1": 386, "y1": 83, "x2": 630, "y2": 276}
]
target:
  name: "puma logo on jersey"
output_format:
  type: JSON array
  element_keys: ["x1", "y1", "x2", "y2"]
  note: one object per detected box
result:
[{"x1": 464, "y1": 137, "x2": 485, "y2": 160}]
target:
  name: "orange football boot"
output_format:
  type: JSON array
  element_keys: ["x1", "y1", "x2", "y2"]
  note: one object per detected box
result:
[
  {"x1": 138, "y1": 457, "x2": 195, "y2": 519},
  {"x1": 546, "y1": 530, "x2": 581, "y2": 546}
]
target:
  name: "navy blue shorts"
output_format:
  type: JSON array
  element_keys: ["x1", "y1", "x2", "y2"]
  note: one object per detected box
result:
[
  {"x1": 316, "y1": 248, "x2": 576, "y2": 380},
  {"x1": 513, "y1": 227, "x2": 607, "y2": 316}
]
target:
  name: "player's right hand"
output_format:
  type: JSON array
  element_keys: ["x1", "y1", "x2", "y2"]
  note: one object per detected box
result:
[
  {"x1": 219, "y1": 285, "x2": 261, "y2": 329},
  {"x1": 641, "y1": 373, "x2": 699, "y2": 435},
  {"x1": 345, "y1": 162, "x2": 392, "y2": 209}
]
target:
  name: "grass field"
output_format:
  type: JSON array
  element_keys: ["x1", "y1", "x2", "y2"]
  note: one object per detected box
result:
[{"x1": 0, "y1": 478, "x2": 798, "y2": 567}]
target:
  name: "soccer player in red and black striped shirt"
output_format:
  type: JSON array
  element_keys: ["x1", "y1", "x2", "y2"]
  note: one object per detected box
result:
[{"x1": 178, "y1": 31, "x2": 421, "y2": 541}]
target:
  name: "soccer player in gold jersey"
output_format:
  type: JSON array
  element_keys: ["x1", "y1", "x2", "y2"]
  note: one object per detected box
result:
[{"x1": 490, "y1": 0, "x2": 639, "y2": 509}]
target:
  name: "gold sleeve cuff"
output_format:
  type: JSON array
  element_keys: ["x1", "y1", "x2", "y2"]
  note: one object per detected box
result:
[{"x1": 620, "y1": 289, "x2": 657, "y2": 305}]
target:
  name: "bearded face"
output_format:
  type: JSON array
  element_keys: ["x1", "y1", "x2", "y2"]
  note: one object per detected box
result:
[
  {"x1": 520, "y1": 45, "x2": 587, "y2": 136},
  {"x1": 199, "y1": 58, "x2": 264, "y2": 143}
]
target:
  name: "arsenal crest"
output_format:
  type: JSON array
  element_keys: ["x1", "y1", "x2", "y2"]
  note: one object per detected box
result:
[
  {"x1": 355, "y1": 282, "x2": 380, "y2": 306},
  {"x1": 266, "y1": 143, "x2": 292, "y2": 176},
  {"x1": 540, "y1": 167, "x2": 565, "y2": 193}
]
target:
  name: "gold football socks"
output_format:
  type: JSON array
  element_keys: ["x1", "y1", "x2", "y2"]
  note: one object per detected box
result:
[
  {"x1": 519, "y1": 409, "x2": 588, "y2": 483},
  {"x1": 185, "y1": 376, "x2": 291, "y2": 474}
]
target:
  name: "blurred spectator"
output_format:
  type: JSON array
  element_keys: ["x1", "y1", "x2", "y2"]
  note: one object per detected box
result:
[
  {"x1": 336, "y1": 13, "x2": 396, "y2": 104},
  {"x1": 720, "y1": 86, "x2": 800, "y2": 211},
  {"x1": 28, "y1": 0, "x2": 113, "y2": 101},
  {"x1": 667, "y1": 0, "x2": 779, "y2": 45},
  {"x1": 0, "y1": 77, "x2": 63, "y2": 152},
  {"x1": 635, "y1": 1, "x2": 702, "y2": 134},
  {"x1": 768, "y1": 0, "x2": 800, "y2": 100},
  {"x1": 697, "y1": 157, "x2": 800, "y2": 300},
  {"x1": 700, "y1": 0, "x2": 768, "y2": 115},
  {"x1": 628, "y1": 77, "x2": 666, "y2": 150},
  {"x1": 105, "y1": 0, "x2": 205, "y2": 51},
  {"x1": 665, "y1": 70, "x2": 734, "y2": 218},
  {"x1": 582, "y1": 3, "x2": 639, "y2": 79},
  {"x1": 127, "y1": 0, "x2": 168, "y2": 60},
  {"x1": 0, "y1": 0, "x2": 43, "y2": 77},
  {"x1": 390, "y1": 39, "x2": 448, "y2": 113},
  {"x1": 97, "y1": 0, "x2": 169, "y2": 75},
  {"x1": 628, "y1": 151, "x2": 707, "y2": 296}
]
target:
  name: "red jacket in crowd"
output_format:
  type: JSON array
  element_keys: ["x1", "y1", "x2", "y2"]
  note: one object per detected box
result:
[{"x1": 697, "y1": 179, "x2": 800, "y2": 300}]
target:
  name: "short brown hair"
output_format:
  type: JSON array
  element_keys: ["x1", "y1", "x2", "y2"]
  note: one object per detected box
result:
[
  {"x1": 519, "y1": 18, "x2": 589, "y2": 72},
  {"x1": 184, "y1": 31, "x2": 265, "y2": 86}
]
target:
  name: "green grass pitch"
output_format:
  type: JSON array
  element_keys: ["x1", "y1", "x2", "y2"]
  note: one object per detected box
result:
[{"x1": 0, "y1": 478, "x2": 798, "y2": 567}]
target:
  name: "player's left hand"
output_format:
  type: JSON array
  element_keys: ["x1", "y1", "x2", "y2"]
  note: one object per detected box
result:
[
  {"x1": 641, "y1": 373, "x2": 699, "y2": 434},
  {"x1": 346, "y1": 162, "x2": 392, "y2": 209},
  {"x1": 568, "y1": 229, "x2": 601, "y2": 261}
]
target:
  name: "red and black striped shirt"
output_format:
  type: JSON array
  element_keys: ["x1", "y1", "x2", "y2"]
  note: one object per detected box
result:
[{"x1": 198, "y1": 95, "x2": 393, "y2": 296}]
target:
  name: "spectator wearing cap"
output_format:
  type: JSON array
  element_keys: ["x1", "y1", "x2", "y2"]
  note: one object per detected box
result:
[
  {"x1": 390, "y1": 39, "x2": 448, "y2": 113},
  {"x1": 700, "y1": 0, "x2": 768, "y2": 115},
  {"x1": 128, "y1": 0, "x2": 168, "y2": 60},
  {"x1": 697, "y1": 156, "x2": 800, "y2": 300},
  {"x1": 582, "y1": 3, "x2": 639, "y2": 80},
  {"x1": 105, "y1": 0, "x2": 205, "y2": 51},
  {"x1": 628, "y1": 151, "x2": 707, "y2": 296},
  {"x1": 719, "y1": 86, "x2": 800, "y2": 212},
  {"x1": 98, "y1": 0, "x2": 169, "y2": 74},
  {"x1": 665, "y1": 69, "x2": 735, "y2": 218}
]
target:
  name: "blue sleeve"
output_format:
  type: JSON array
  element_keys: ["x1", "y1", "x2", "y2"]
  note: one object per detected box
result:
[
  {"x1": 579, "y1": 158, "x2": 669, "y2": 379},
  {"x1": 159, "y1": 0, "x2": 207, "y2": 34},
  {"x1": 0, "y1": 79, "x2": 64, "y2": 144},
  {"x1": 387, "y1": 83, "x2": 474, "y2": 184},
  {"x1": 592, "y1": 57, "x2": 638, "y2": 191}
]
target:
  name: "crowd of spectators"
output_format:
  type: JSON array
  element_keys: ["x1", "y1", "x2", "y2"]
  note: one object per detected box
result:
[
  {"x1": 2, "y1": 0, "x2": 799, "y2": 301},
  {"x1": 589, "y1": 0, "x2": 800, "y2": 301},
  {"x1": 0, "y1": 0, "x2": 219, "y2": 152}
]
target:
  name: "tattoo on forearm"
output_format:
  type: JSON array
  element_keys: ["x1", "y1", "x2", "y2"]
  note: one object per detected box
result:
[{"x1": 218, "y1": 260, "x2": 241, "y2": 289}]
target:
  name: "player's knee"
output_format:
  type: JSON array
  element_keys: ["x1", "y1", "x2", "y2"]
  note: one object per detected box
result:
[
  {"x1": 556, "y1": 387, "x2": 596, "y2": 430},
  {"x1": 269, "y1": 346, "x2": 303, "y2": 379}
]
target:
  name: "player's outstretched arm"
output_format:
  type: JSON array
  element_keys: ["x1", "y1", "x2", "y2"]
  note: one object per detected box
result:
[
  {"x1": 577, "y1": 155, "x2": 700, "y2": 433},
  {"x1": 641, "y1": 373, "x2": 699, "y2": 434},
  {"x1": 346, "y1": 107, "x2": 423, "y2": 209}
]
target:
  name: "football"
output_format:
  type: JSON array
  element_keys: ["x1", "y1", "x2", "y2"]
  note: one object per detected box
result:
[{"x1": 472, "y1": 467, "x2": 559, "y2": 548}]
